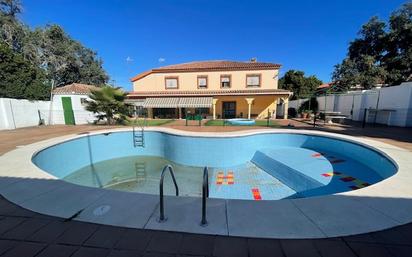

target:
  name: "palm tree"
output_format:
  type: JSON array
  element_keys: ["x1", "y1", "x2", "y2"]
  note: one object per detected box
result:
[{"x1": 85, "y1": 86, "x2": 131, "y2": 125}]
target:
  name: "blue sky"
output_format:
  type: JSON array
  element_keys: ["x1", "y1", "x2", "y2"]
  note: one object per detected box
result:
[{"x1": 21, "y1": 0, "x2": 407, "y2": 90}]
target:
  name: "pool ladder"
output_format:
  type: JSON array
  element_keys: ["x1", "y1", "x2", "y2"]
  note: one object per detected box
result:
[
  {"x1": 158, "y1": 165, "x2": 209, "y2": 226},
  {"x1": 135, "y1": 162, "x2": 146, "y2": 181},
  {"x1": 133, "y1": 117, "x2": 146, "y2": 147}
]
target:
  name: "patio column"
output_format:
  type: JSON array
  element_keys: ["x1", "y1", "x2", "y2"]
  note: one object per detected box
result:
[
  {"x1": 245, "y1": 98, "x2": 254, "y2": 119},
  {"x1": 147, "y1": 108, "x2": 153, "y2": 119},
  {"x1": 283, "y1": 97, "x2": 289, "y2": 119},
  {"x1": 272, "y1": 98, "x2": 278, "y2": 119},
  {"x1": 212, "y1": 98, "x2": 218, "y2": 119}
]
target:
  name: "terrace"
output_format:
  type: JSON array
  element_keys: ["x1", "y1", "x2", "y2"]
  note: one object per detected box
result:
[{"x1": 0, "y1": 122, "x2": 411, "y2": 256}]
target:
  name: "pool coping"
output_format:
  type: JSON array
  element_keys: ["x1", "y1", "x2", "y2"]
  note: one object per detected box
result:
[{"x1": 1, "y1": 127, "x2": 412, "y2": 239}]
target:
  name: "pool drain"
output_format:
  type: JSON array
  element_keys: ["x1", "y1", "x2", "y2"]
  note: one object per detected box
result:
[{"x1": 93, "y1": 205, "x2": 111, "y2": 216}]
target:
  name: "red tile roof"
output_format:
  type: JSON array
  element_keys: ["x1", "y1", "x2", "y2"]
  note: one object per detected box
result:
[
  {"x1": 128, "y1": 89, "x2": 291, "y2": 98},
  {"x1": 52, "y1": 83, "x2": 100, "y2": 95},
  {"x1": 131, "y1": 60, "x2": 282, "y2": 82},
  {"x1": 318, "y1": 83, "x2": 332, "y2": 89}
]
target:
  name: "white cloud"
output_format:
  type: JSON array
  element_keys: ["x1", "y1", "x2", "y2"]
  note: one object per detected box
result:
[
  {"x1": 126, "y1": 56, "x2": 133, "y2": 62},
  {"x1": 158, "y1": 57, "x2": 166, "y2": 63}
]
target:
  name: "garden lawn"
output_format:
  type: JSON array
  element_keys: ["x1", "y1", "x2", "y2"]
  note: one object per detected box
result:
[
  {"x1": 128, "y1": 119, "x2": 174, "y2": 126},
  {"x1": 205, "y1": 119, "x2": 279, "y2": 127}
]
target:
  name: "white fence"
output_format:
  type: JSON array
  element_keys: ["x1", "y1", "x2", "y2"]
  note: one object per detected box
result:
[
  {"x1": 289, "y1": 82, "x2": 412, "y2": 127},
  {"x1": 0, "y1": 97, "x2": 96, "y2": 130},
  {"x1": 0, "y1": 98, "x2": 51, "y2": 130}
]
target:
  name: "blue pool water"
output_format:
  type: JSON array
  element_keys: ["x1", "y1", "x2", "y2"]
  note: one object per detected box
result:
[
  {"x1": 32, "y1": 131, "x2": 397, "y2": 200},
  {"x1": 227, "y1": 119, "x2": 256, "y2": 125}
]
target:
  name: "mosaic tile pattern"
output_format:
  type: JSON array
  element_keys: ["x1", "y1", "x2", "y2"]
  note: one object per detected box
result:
[
  {"x1": 209, "y1": 162, "x2": 296, "y2": 200},
  {"x1": 209, "y1": 148, "x2": 382, "y2": 200}
]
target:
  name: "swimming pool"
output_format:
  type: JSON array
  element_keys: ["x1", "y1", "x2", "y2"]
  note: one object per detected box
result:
[
  {"x1": 32, "y1": 131, "x2": 397, "y2": 201},
  {"x1": 227, "y1": 118, "x2": 256, "y2": 125}
]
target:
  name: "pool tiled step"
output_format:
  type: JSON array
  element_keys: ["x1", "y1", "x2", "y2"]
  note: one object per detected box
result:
[
  {"x1": 251, "y1": 148, "x2": 332, "y2": 192},
  {"x1": 209, "y1": 163, "x2": 296, "y2": 200}
]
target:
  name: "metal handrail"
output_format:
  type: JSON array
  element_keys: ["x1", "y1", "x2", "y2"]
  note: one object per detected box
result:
[
  {"x1": 201, "y1": 166, "x2": 209, "y2": 226},
  {"x1": 158, "y1": 165, "x2": 179, "y2": 222}
]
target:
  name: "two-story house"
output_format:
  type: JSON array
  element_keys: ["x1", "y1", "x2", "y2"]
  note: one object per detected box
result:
[{"x1": 127, "y1": 60, "x2": 292, "y2": 119}]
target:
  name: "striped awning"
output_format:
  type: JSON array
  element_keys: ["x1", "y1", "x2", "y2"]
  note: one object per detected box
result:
[
  {"x1": 143, "y1": 97, "x2": 180, "y2": 108},
  {"x1": 141, "y1": 97, "x2": 213, "y2": 108},
  {"x1": 178, "y1": 97, "x2": 213, "y2": 108},
  {"x1": 126, "y1": 98, "x2": 146, "y2": 106}
]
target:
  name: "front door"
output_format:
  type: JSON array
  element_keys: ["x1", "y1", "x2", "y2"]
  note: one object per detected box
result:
[
  {"x1": 222, "y1": 101, "x2": 236, "y2": 119},
  {"x1": 61, "y1": 97, "x2": 76, "y2": 125}
]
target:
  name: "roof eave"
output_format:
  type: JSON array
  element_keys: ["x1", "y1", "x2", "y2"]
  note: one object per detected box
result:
[{"x1": 130, "y1": 66, "x2": 282, "y2": 82}]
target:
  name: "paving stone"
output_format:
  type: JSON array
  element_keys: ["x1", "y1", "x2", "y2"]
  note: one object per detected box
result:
[
  {"x1": 313, "y1": 239, "x2": 357, "y2": 257},
  {"x1": 0, "y1": 200, "x2": 21, "y2": 216},
  {"x1": 371, "y1": 228, "x2": 412, "y2": 245},
  {"x1": 0, "y1": 199, "x2": 36, "y2": 217},
  {"x1": 8, "y1": 206, "x2": 37, "y2": 217},
  {"x1": 1, "y1": 218, "x2": 50, "y2": 240},
  {"x1": 114, "y1": 229, "x2": 153, "y2": 252},
  {"x1": 342, "y1": 233, "x2": 378, "y2": 243},
  {"x1": 21, "y1": 183, "x2": 108, "y2": 219},
  {"x1": 292, "y1": 196, "x2": 399, "y2": 237},
  {"x1": 142, "y1": 253, "x2": 174, "y2": 257},
  {"x1": 27, "y1": 220, "x2": 70, "y2": 243},
  {"x1": 84, "y1": 226, "x2": 125, "y2": 248},
  {"x1": 55, "y1": 221, "x2": 99, "y2": 245},
  {"x1": 347, "y1": 242, "x2": 392, "y2": 257},
  {"x1": 179, "y1": 234, "x2": 214, "y2": 256},
  {"x1": 75, "y1": 190, "x2": 158, "y2": 229},
  {"x1": 177, "y1": 255, "x2": 206, "y2": 257},
  {"x1": 1, "y1": 241, "x2": 46, "y2": 257},
  {"x1": 36, "y1": 244, "x2": 78, "y2": 257},
  {"x1": 146, "y1": 231, "x2": 183, "y2": 254},
  {"x1": 248, "y1": 238, "x2": 284, "y2": 257},
  {"x1": 145, "y1": 196, "x2": 227, "y2": 235},
  {"x1": 385, "y1": 244, "x2": 412, "y2": 257},
  {"x1": 0, "y1": 240, "x2": 18, "y2": 255},
  {"x1": 0, "y1": 216, "x2": 26, "y2": 235},
  {"x1": 71, "y1": 247, "x2": 110, "y2": 257},
  {"x1": 392, "y1": 223, "x2": 412, "y2": 245},
  {"x1": 107, "y1": 249, "x2": 141, "y2": 257},
  {"x1": 280, "y1": 240, "x2": 321, "y2": 257},
  {"x1": 213, "y1": 236, "x2": 248, "y2": 257},
  {"x1": 227, "y1": 199, "x2": 324, "y2": 238}
]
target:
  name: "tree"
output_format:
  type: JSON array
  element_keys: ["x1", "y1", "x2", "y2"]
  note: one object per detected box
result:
[
  {"x1": 0, "y1": 0, "x2": 22, "y2": 17},
  {"x1": 85, "y1": 86, "x2": 131, "y2": 125},
  {"x1": 1, "y1": 1, "x2": 109, "y2": 100},
  {"x1": 383, "y1": 3, "x2": 412, "y2": 84},
  {"x1": 33, "y1": 24, "x2": 109, "y2": 87},
  {"x1": 333, "y1": 17, "x2": 387, "y2": 89},
  {"x1": 333, "y1": 55, "x2": 387, "y2": 90},
  {"x1": 0, "y1": 1, "x2": 27, "y2": 51},
  {"x1": 348, "y1": 16, "x2": 386, "y2": 61},
  {"x1": 333, "y1": 3, "x2": 412, "y2": 87},
  {"x1": 279, "y1": 70, "x2": 322, "y2": 99},
  {"x1": 0, "y1": 43, "x2": 50, "y2": 100}
]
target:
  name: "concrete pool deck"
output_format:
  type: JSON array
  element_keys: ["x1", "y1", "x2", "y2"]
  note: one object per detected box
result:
[{"x1": 1, "y1": 127, "x2": 412, "y2": 239}]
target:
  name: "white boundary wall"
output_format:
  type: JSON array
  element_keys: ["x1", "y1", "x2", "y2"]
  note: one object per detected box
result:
[
  {"x1": 0, "y1": 98, "x2": 51, "y2": 130},
  {"x1": 0, "y1": 94, "x2": 96, "y2": 130},
  {"x1": 289, "y1": 82, "x2": 412, "y2": 127}
]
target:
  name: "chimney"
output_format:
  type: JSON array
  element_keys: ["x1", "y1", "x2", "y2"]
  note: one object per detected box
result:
[{"x1": 250, "y1": 57, "x2": 257, "y2": 63}]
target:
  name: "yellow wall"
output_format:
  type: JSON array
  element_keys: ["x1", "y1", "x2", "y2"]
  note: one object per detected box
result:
[
  {"x1": 133, "y1": 69, "x2": 280, "y2": 92},
  {"x1": 214, "y1": 95, "x2": 282, "y2": 119}
]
